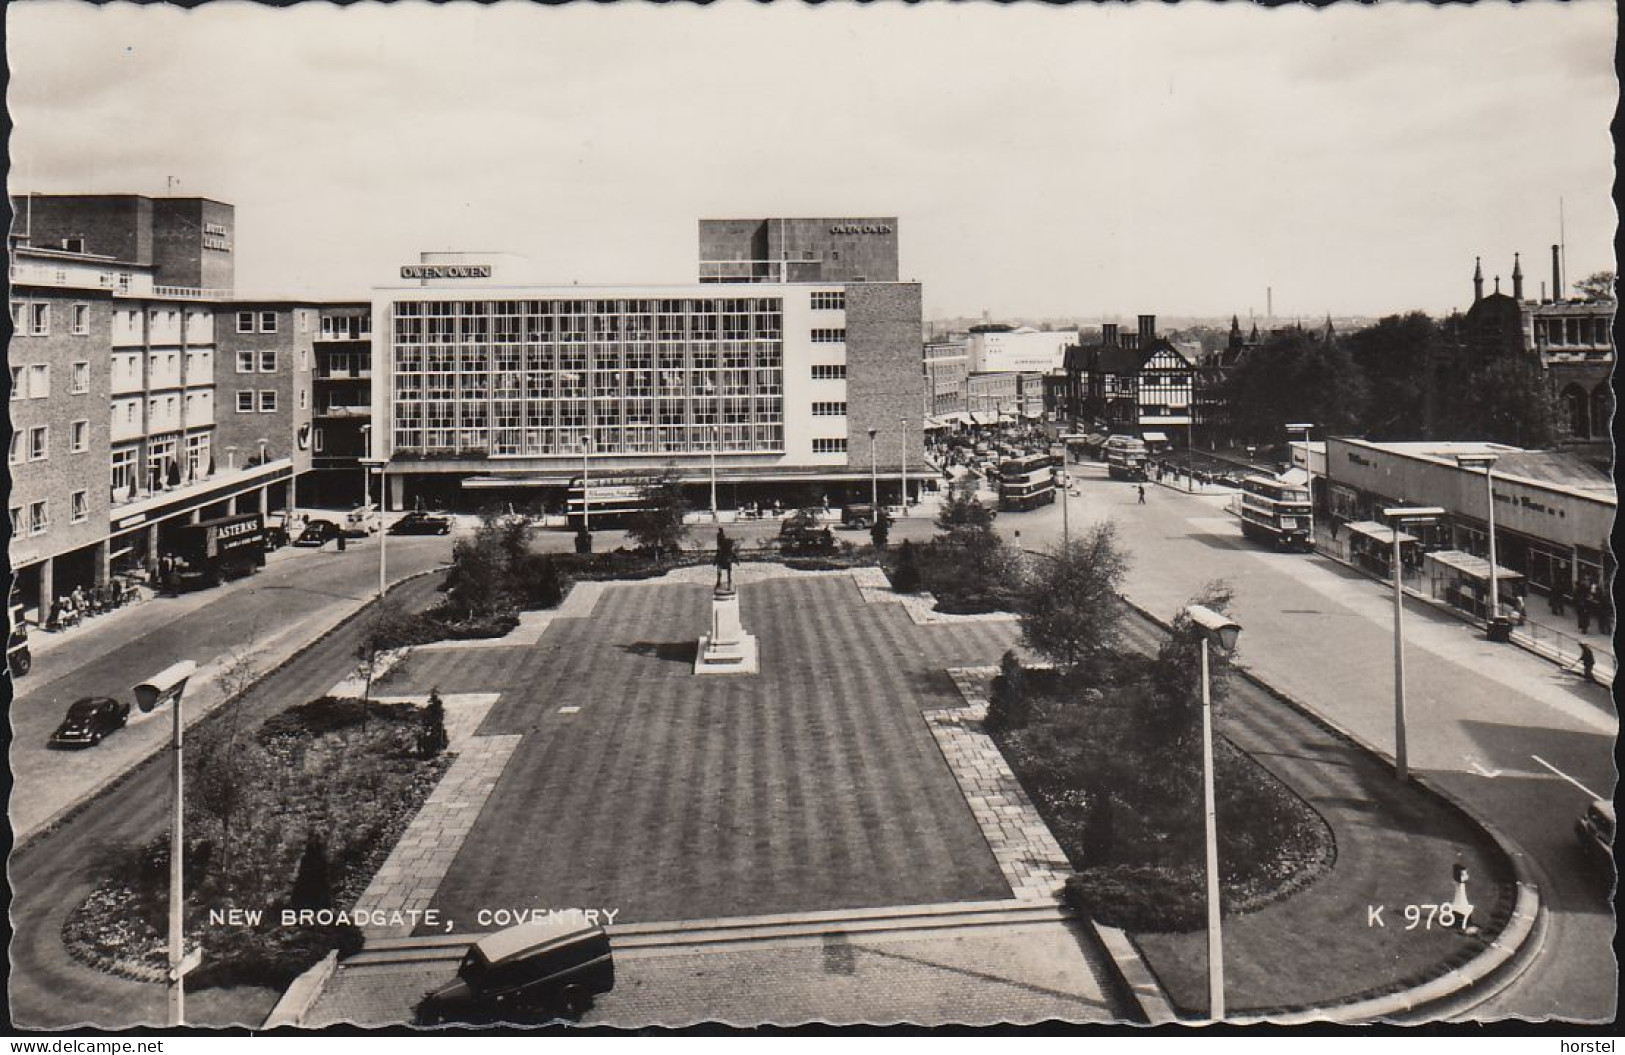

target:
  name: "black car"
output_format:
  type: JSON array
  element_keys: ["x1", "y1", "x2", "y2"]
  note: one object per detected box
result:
[
  {"x1": 51, "y1": 696, "x2": 131, "y2": 748},
  {"x1": 415, "y1": 921, "x2": 614, "y2": 1025},
  {"x1": 293, "y1": 519, "x2": 341, "y2": 547},
  {"x1": 389, "y1": 511, "x2": 454, "y2": 536}
]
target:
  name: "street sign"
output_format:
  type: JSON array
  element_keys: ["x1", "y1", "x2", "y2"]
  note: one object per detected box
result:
[{"x1": 169, "y1": 946, "x2": 203, "y2": 981}]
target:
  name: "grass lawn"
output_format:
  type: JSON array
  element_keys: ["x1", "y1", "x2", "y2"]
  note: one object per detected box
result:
[{"x1": 383, "y1": 574, "x2": 1023, "y2": 926}]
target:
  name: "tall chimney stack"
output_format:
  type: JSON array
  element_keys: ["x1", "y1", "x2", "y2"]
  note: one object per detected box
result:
[
  {"x1": 1138, "y1": 314, "x2": 1156, "y2": 343},
  {"x1": 1102, "y1": 322, "x2": 1119, "y2": 346},
  {"x1": 1552, "y1": 244, "x2": 1563, "y2": 301},
  {"x1": 1512, "y1": 252, "x2": 1524, "y2": 301}
]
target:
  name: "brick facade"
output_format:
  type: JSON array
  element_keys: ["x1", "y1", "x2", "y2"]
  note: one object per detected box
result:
[
  {"x1": 8, "y1": 287, "x2": 115, "y2": 570},
  {"x1": 214, "y1": 303, "x2": 316, "y2": 474},
  {"x1": 700, "y1": 217, "x2": 900, "y2": 284},
  {"x1": 843, "y1": 283, "x2": 923, "y2": 474}
]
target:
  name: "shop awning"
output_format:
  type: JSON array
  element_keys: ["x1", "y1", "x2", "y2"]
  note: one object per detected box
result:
[
  {"x1": 1142, "y1": 431, "x2": 1169, "y2": 444},
  {"x1": 1346, "y1": 520, "x2": 1418, "y2": 545},
  {"x1": 1422, "y1": 549, "x2": 1524, "y2": 584}
]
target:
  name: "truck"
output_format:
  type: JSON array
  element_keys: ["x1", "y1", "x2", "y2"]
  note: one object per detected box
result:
[
  {"x1": 1103, "y1": 435, "x2": 1149, "y2": 481},
  {"x1": 168, "y1": 513, "x2": 267, "y2": 590},
  {"x1": 8, "y1": 602, "x2": 31, "y2": 677}
]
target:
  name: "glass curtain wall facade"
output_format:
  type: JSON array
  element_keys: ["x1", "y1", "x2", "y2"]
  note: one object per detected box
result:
[{"x1": 390, "y1": 297, "x2": 786, "y2": 458}]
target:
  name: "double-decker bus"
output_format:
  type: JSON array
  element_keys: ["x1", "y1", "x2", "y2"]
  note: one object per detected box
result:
[
  {"x1": 1103, "y1": 435, "x2": 1149, "y2": 480},
  {"x1": 1237, "y1": 473, "x2": 1313, "y2": 551},
  {"x1": 997, "y1": 454, "x2": 1057, "y2": 511}
]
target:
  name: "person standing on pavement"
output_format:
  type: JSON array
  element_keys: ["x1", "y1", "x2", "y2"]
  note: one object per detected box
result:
[
  {"x1": 1577, "y1": 579, "x2": 1592, "y2": 634},
  {"x1": 1578, "y1": 643, "x2": 1597, "y2": 683},
  {"x1": 1137, "y1": 484, "x2": 1146, "y2": 504}
]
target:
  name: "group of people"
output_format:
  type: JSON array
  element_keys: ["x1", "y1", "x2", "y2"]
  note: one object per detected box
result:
[
  {"x1": 1549, "y1": 578, "x2": 1612, "y2": 636},
  {"x1": 47, "y1": 579, "x2": 138, "y2": 631}
]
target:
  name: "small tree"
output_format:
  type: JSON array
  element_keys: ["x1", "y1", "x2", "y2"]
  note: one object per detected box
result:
[
  {"x1": 356, "y1": 598, "x2": 415, "y2": 706},
  {"x1": 523, "y1": 554, "x2": 567, "y2": 609},
  {"x1": 289, "y1": 831, "x2": 332, "y2": 911},
  {"x1": 1018, "y1": 522, "x2": 1131, "y2": 680},
  {"x1": 626, "y1": 466, "x2": 689, "y2": 558},
  {"x1": 870, "y1": 507, "x2": 891, "y2": 551},
  {"x1": 1150, "y1": 580, "x2": 1239, "y2": 738},
  {"x1": 984, "y1": 649, "x2": 1030, "y2": 734},
  {"x1": 444, "y1": 524, "x2": 512, "y2": 619},
  {"x1": 890, "y1": 539, "x2": 922, "y2": 593},
  {"x1": 936, "y1": 476, "x2": 995, "y2": 534},
  {"x1": 418, "y1": 687, "x2": 450, "y2": 758},
  {"x1": 1572, "y1": 270, "x2": 1617, "y2": 302}
]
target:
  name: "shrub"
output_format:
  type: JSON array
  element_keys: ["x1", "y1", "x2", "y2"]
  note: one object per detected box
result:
[
  {"x1": 983, "y1": 650, "x2": 1030, "y2": 734},
  {"x1": 418, "y1": 688, "x2": 449, "y2": 758},
  {"x1": 289, "y1": 832, "x2": 332, "y2": 911},
  {"x1": 889, "y1": 540, "x2": 923, "y2": 593},
  {"x1": 258, "y1": 697, "x2": 420, "y2": 741}
]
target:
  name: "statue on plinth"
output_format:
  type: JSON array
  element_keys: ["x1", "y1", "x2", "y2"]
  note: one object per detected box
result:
[{"x1": 714, "y1": 528, "x2": 735, "y2": 592}]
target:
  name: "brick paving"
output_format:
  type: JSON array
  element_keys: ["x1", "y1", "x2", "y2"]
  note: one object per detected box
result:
[
  {"x1": 348, "y1": 693, "x2": 516, "y2": 940},
  {"x1": 375, "y1": 575, "x2": 1021, "y2": 929},
  {"x1": 931, "y1": 667, "x2": 1073, "y2": 901}
]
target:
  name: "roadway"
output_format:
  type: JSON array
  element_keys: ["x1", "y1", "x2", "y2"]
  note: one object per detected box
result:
[{"x1": 993, "y1": 460, "x2": 1617, "y2": 1023}]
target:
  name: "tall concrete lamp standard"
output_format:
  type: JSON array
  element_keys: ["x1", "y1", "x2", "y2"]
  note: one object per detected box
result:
[
  {"x1": 1285, "y1": 423, "x2": 1315, "y2": 539},
  {"x1": 1454, "y1": 453, "x2": 1502, "y2": 639},
  {"x1": 868, "y1": 427, "x2": 880, "y2": 510},
  {"x1": 899, "y1": 416, "x2": 909, "y2": 512},
  {"x1": 711, "y1": 425, "x2": 721, "y2": 522},
  {"x1": 1383, "y1": 506, "x2": 1445, "y2": 782},
  {"x1": 1185, "y1": 604, "x2": 1241, "y2": 1021}
]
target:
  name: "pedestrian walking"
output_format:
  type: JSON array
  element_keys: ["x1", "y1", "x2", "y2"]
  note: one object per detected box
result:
[
  {"x1": 1578, "y1": 643, "x2": 1597, "y2": 683},
  {"x1": 1549, "y1": 583, "x2": 1567, "y2": 617},
  {"x1": 1137, "y1": 484, "x2": 1146, "y2": 504},
  {"x1": 337, "y1": 531, "x2": 347, "y2": 553},
  {"x1": 1577, "y1": 580, "x2": 1592, "y2": 634}
]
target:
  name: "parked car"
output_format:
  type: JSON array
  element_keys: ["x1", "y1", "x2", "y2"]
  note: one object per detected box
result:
[
  {"x1": 1575, "y1": 798, "x2": 1615, "y2": 867},
  {"x1": 779, "y1": 511, "x2": 837, "y2": 556},
  {"x1": 389, "y1": 511, "x2": 454, "y2": 536},
  {"x1": 264, "y1": 517, "x2": 291, "y2": 550},
  {"x1": 50, "y1": 696, "x2": 131, "y2": 748},
  {"x1": 8, "y1": 602, "x2": 31, "y2": 677},
  {"x1": 840, "y1": 503, "x2": 876, "y2": 529},
  {"x1": 342, "y1": 504, "x2": 381, "y2": 538},
  {"x1": 414, "y1": 920, "x2": 614, "y2": 1025},
  {"x1": 293, "y1": 519, "x2": 342, "y2": 547}
]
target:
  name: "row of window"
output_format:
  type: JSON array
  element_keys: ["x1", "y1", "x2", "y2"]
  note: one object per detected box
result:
[
  {"x1": 811, "y1": 329, "x2": 846, "y2": 344},
  {"x1": 394, "y1": 298, "x2": 784, "y2": 317},
  {"x1": 9, "y1": 421, "x2": 90, "y2": 464},
  {"x1": 236, "y1": 350, "x2": 282, "y2": 373},
  {"x1": 810, "y1": 291, "x2": 846, "y2": 311},
  {"x1": 10, "y1": 302, "x2": 91, "y2": 337},
  {"x1": 811, "y1": 402, "x2": 848, "y2": 417},
  {"x1": 11, "y1": 362, "x2": 91, "y2": 399},
  {"x1": 393, "y1": 424, "x2": 787, "y2": 458},
  {"x1": 394, "y1": 347, "x2": 783, "y2": 372},
  {"x1": 810, "y1": 364, "x2": 847, "y2": 380},
  {"x1": 235, "y1": 390, "x2": 283, "y2": 413},
  {"x1": 237, "y1": 311, "x2": 280, "y2": 334},
  {"x1": 10, "y1": 495, "x2": 88, "y2": 538},
  {"x1": 812, "y1": 438, "x2": 848, "y2": 454}
]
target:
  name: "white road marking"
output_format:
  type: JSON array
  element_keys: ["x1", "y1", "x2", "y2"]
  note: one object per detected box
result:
[
  {"x1": 1468, "y1": 760, "x2": 1504, "y2": 779},
  {"x1": 558, "y1": 706, "x2": 581, "y2": 715},
  {"x1": 1530, "y1": 754, "x2": 1604, "y2": 800}
]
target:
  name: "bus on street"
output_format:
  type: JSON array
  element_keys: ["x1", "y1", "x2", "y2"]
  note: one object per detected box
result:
[
  {"x1": 1237, "y1": 473, "x2": 1313, "y2": 551},
  {"x1": 997, "y1": 454, "x2": 1057, "y2": 512}
]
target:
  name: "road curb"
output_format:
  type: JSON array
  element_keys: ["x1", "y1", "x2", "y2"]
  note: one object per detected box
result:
[
  {"x1": 1120, "y1": 594, "x2": 1546, "y2": 1024},
  {"x1": 13, "y1": 568, "x2": 444, "y2": 851},
  {"x1": 263, "y1": 950, "x2": 340, "y2": 1028}
]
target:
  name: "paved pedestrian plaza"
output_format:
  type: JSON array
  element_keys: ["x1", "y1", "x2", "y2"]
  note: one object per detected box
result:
[{"x1": 373, "y1": 569, "x2": 1028, "y2": 930}]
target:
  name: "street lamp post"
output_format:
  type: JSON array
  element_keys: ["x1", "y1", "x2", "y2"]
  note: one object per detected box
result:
[
  {"x1": 1286, "y1": 423, "x2": 1315, "y2": 540},
  {"x1": 1384, "y1": 506, "x2": 1445, "y2": 782},
  {"x1": 581, "y1": 437, "x2": 592, "y2": 534},
  {"x1": 710, "y1": 425, "x2": 720, "y2": 522},
  {"x1": 1186, "y1": 604, "x2": 1242, "y2": 1022},
  {"x1": 899, "y1": 416, "x2": 909, "y2": 514},
  {"x1": 1456, "y1": 454, "x2": 1502, "y2": 636},
  {"x1": 359, "y1": 425, "x2": 372, "y2": 510},
  {"x1": 1059, "y1": 469, "x2": 1070, "y2": 545},
  {"x1": 868, "y1": 427, "x2": 880, "y2": 510}
]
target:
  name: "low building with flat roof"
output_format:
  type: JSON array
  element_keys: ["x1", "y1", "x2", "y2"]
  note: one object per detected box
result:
[{"x1": 1323, "y1": 437, "x2": 1615, "y2": 600}]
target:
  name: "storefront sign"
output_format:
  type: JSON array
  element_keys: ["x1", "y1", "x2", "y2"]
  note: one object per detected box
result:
[
  {"x1": 117, "y1": 513, "x2": 148, "y2": 529},
  {"x1": 828, "y1": 224, "x2": 893, "y2": 235},
  {"x1": 401, "y1": 264, "x2": 492, "y2": 279},
  {"x1": 203, "y1": 222, "x2": 232, "y2": 253}
]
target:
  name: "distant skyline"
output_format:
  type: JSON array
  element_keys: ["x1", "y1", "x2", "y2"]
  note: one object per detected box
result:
[{"x1": 8, "y1": 1, "x2": 1616, "y2": 320}]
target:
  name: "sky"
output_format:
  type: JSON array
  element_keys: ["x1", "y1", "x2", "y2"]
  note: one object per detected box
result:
[{"x1": 7, "y1": 1, "x2": 1617, "y2": 321}]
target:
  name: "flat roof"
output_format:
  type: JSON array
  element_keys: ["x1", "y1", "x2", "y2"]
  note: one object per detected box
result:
[
  {"x1": 374, "y1": 281, "x2": 917, "y2": 294},
  {"x1": 1333, "y1": 438, "x2": 1615, "y2": 504}
]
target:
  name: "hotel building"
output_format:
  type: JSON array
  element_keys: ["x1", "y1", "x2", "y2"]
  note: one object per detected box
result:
[{"x1": 371, "y1": 222, "x2": 924, "y2": 514}]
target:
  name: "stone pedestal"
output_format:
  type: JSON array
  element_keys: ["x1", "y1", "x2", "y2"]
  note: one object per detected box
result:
[{"x1": 695, "y1": 586, "x2": 758, "y2": 675}]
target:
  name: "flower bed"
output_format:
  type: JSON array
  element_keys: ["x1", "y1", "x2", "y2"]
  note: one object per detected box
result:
[{"x1": 63, "y1": 697, "x2": 453, "y2": 991}]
